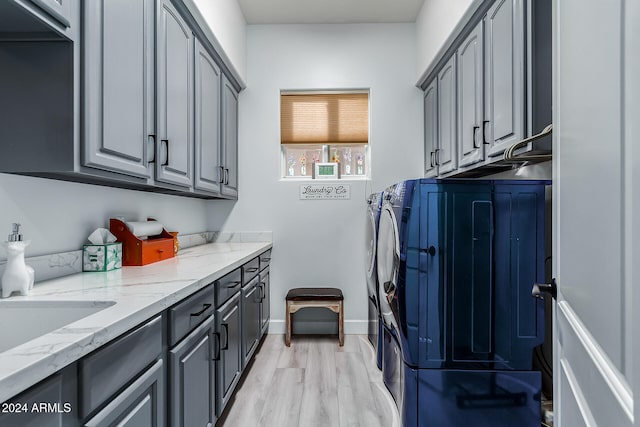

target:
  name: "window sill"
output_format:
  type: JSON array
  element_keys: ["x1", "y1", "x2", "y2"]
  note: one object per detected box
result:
[{"x1": 279, "y1": 176, "x2": 368, "y2": 182}]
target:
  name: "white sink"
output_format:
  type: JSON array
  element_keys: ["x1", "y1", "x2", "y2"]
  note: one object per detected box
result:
[{"x1": 0, "y1": 300, "x2": 116, "y2": 353}]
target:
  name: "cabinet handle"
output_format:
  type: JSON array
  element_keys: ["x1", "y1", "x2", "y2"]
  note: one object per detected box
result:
[
  {"x1": 190, "y1": 303, "x2": 212, "y2": 317},
  {"x1": 261, "y1": 257, "x2": 271, "y2": 262},
  {"x1": 212, "y1": 333, "x2": 221, "y2": 360},
  {"x1": 221, "y1": 324, "x2": 229, "y2": 350},
  {"x1": 434, "y1": 149, "x2": 441, "y2": 165},
  {"x1": 229, "y1": 281, "x2": 242, "y2": 288},
  {"x1": 161, "y1": 139, "x2": 169, "y2": 166},
  {"x1": 260, "y1": 282, "x2": 266, "y2": 302},
  {"x1": 429, "y1": 151, "x2": 434, "y2": 168},
  {"x1": 147, "y1": 135, "x2": 156, "y2": 163},
  {"x1": 219, "y1": 166, "x2": 224, "y2": 183},
  {"x1": 224, "y1": 168, "x2": 229, "y2": 185},
  {"x1": 482, "y1": 120, "x2": 490, "y2": 145},
  {"x1": 473, "y1": 126, "x2": 480, "y2": 149},
  {"x1": 246, "y1": 267, "x2": 258, "y2": 273}
]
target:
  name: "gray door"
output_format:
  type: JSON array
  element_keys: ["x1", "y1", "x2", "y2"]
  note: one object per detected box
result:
[
  {"x1": 194, "y1": 38, "x2": 221, "y2": 194},
  {"x1": 457, "y1": 21, "x2": 484, "y2": 168},
  {"x1": 216, "y1": 293, "x2": 242, "y2": 416},
  {"x1": 484, "y1": 0, "x2": 524, "y2": 158},
  {"x1": 260, "y1": 269, "x2": 270, "y2": 335},
  {"x1": 242, "y1": 277, "x2": 260, "y2": 365},
  {"x1": 84, "y1": 359, "x2": 165, "y2": 427},
  {"x1": 156, "y1": 0, "x2": 194, "y2": 188},
  {"x1": 83, "y1": 0, "x2": 153, "y2": 179},
  {"x1": 553, "y1": 0, "x2": 638, "y2": 425},
  {"x1": 221, "y1": 76, "x2": 238, "y2": 198},
  {"x1": 423, "y1": 79, "x2": 438, "y2": 178},
  {"x1": 436, "y1": 55, "x2": 457, "y2": 174},
  {"x1": 169, "y1": 317, "x2": 215, "y2": 427}
]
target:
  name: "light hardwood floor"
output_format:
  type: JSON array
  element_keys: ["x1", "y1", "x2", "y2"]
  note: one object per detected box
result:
[{"x1": 218, "y1": 334, "x2": 400, "y2": 427}]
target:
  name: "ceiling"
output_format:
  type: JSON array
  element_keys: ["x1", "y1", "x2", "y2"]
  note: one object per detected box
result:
[{"x1": 237, "y1": 0, "x2": 426, "y2": 24}]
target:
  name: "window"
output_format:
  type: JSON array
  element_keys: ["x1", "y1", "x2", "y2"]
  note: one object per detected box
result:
[{"x1": 280, "y1": 91, "x2": 369, "y2": 179}]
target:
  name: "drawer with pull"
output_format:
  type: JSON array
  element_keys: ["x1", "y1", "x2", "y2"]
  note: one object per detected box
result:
[
  {"x1": 168, "y1": 284, "x2": 215, "y2": 346},
  {"x1": 242, "y1": 257, "x2": 260, "y2": 284},
  {"x1": 216, "y1": 268, "x2": 243, "y2": 307}
]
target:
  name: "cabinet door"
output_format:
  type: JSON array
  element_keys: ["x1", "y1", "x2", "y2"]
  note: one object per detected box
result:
[
  {"x1": 169, "y1": 316, "x2": 215, "y2": 427},
  {"x1": 436, "y1": 56, "x2": 457, "y2": 174},
  {"x1": 156, "y1": 0, "x2": 194, "y2": 188},
  {"x1": 83, "y1": 0, "x2": 153, "y2": 179},
  {"x1": 0, "y1": 365, "x2": 78, "y2": 427},
  {"x1": 484, "y1": 0, "x2": 524, "y2": 157},
  {"x1": 242, "y1": 278, "x2": 261, "y2": 365},
  {"x1": 194, "y1": 38, "x2": 222, "y2": 195},
  {"x1": 84, "y1": 359, "x2": 165, "y2": 427},
  {"x1": 259, "y1": 269, "x2": 270, "y2": 335},
  {"x1": 221, "y1": 76, "x2": 239, "y2": 198},
  {"x1": 216, "y1": 293, "x2": 242, "y2": 416},
  {"x1": 423, "y1": 79, "x2": 438, "y2": 178},
  {"x1": 457, "y1": 22, "x2": 484, "y2": 168}
]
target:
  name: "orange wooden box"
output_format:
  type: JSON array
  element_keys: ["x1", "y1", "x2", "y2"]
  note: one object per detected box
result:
[{"x1": 109, "y1": 218, "x2": 175, "y2": 266}]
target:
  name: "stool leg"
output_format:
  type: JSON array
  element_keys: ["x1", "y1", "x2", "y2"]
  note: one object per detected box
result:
[
  {"x1": 285, "y1": 301, "x2": 291, "y2": 347},
  {"x1": 339, "y1": 300, "x2": 344, "y2": 346}
]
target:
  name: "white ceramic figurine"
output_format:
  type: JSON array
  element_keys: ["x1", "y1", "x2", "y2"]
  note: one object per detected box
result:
[{"x1": 1, "y1": 224, "x2": 35, "y2": 298}]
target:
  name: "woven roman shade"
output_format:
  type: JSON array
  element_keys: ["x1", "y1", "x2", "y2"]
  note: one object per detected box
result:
[{"x1": 280, "y1": 92, "x2": 369, "y2": 144}]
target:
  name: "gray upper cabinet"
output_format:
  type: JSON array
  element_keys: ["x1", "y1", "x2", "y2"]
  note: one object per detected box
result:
[
  {"x1": 156, "y1": 0, "x2": 194, "y2": 188},
  {"x1": 194, "y1": 38, "x2": 222, "y2": 195},
  {"x1": 221, "y1": 75, "x2": 239, "y2": 199},
  {"x1": 484, "y1": 0, "x2": 524, "y2": 158},
  {"x1": 457, "y1": 22, "x2": 484, "y2": 168},
  {"x1": 423, "y1": 79, "x2": 438, "y2": 178},
  {"x1": 436, "y1": 56, "x2": 457, "y2": 175},
  {"x1": 83, "y1": 0, "x2": 154, "y2": 179}
]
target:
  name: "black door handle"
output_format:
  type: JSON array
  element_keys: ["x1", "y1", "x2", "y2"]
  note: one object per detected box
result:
[
  {"x1": 190, "y1": 303, "x2": 212, "y2": 317},
  {"x1": 532, "y1": 278, "x2": 557, "y2": 300},
  {"x1": 212, "y1": 332, "x2": 221, "y2": 360},
  {"x1": 473, "y1": 125, "x2": 480, "y2": 149},
  {"x1": 482, "y1": 120, "x2": 490, "y2": 145},
  {"x1": 221, "y1": 324, "x2": 229, "y2": 350},
  {"x1": 421, "y1": 246, "x2": 437, "y2": 256}
]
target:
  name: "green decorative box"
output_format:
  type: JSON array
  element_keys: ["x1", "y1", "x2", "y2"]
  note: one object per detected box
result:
[{"x1": 83, "y1": 243, "x2": 122, "y2": 272}]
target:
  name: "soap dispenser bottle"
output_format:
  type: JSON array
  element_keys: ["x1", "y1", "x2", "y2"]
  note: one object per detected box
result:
[{"x1": 1, "y1": 223, "x2": 35, "y2": 298}]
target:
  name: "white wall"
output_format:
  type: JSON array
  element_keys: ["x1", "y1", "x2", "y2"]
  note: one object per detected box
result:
[
  {"x1": 416, "y1": 0, "x2": 474, "y2": 79},
  {"x1": 193, "y1": 0, "x2": 247, "y2": 82},
  {"x1": 208, "y1": 23, "x2": 423, "y2": 333},
  {"x1": 0, "y1": 174, "x2": 208, "y2": 260}
]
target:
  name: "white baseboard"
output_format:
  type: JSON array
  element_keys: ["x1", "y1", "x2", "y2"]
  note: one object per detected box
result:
[{"x1": 268, "y1": 319, "x2": 368, "y2": 335}]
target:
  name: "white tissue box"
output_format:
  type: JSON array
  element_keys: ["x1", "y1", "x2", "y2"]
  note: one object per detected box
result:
[{"x1": 83, "y1": 243, "x2": 122, "y2": 272}]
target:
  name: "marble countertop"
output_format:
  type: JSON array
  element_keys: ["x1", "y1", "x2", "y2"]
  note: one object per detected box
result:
[{"x1": 0, "y1": 241, "x2": 272, "y2": 404}]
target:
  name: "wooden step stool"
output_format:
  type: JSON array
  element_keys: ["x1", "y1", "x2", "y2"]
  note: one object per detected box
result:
[{"x1": 285, "y1": 287, "x2": 344, "y2": 346}]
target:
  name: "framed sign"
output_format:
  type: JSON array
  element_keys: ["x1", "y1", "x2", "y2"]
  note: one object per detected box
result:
[{"x1": 300, "y1": 184, "x2": 350, "y2": 200}]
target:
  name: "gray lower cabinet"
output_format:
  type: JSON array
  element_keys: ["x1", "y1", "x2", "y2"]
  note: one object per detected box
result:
[
  {"x1": 83, "y1": 0, "x2": 154, "y2": 179},
  {"x1": 457, "y1": 21, "x2": 484, "y2": 168},
  {"x1": 220, "y1": 75, "x2": 239, "y2": 199},
  {"x1": 259, "y1": 267, "x2": 270, "y2": 335},
  {"x1": 483, "y1": 0, "x2": 524, "y2": 158},
  {"x1": 79, "y1": 315, "x2": 164, "y2": 427},
  {"x1": 169, "y1": 315, "x2": 216, "y2": 427},
  {"x1": 194, "y1": 37, "x2": 222, "y2": 195},
  {"x1": 436, "y1": 55, "x2": 457, "y2": 174},
  {"x1": 216, "y1": 292, "x2": 242, "y2": 416},
  {"x1": 0, "y1": 364, "x2": 79, "y2": 427},
  {"x1": 242, "y1": 276, "x2": 261, "y2": 366},
  {"x1": 84, "y1": 359, "x2": 165, "y2": 427},
  {"x1": 156, "y1": 0, "x2": 194, "y2": 188}
]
